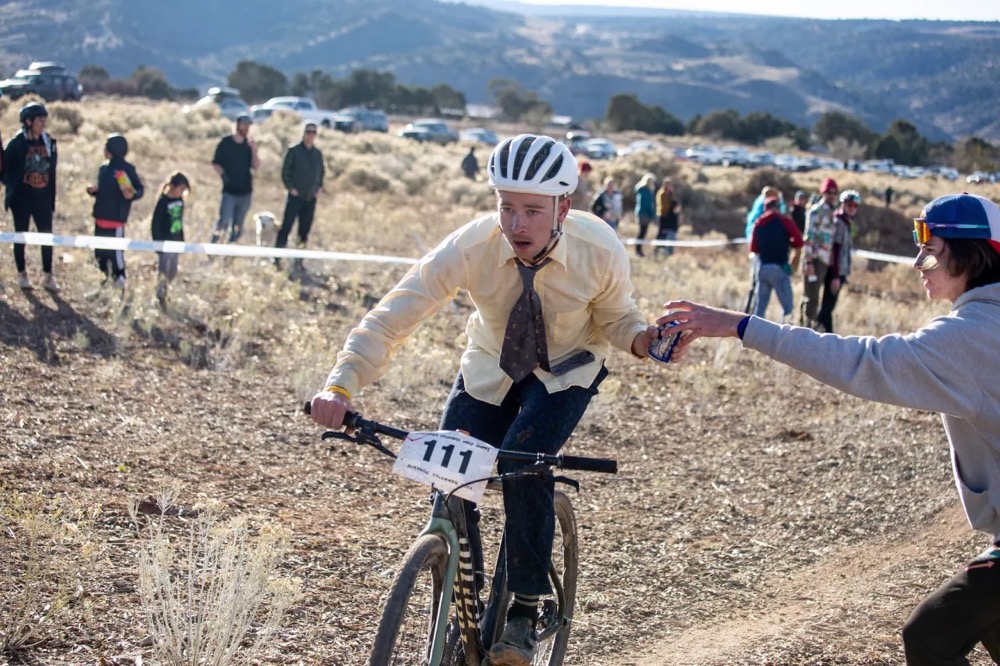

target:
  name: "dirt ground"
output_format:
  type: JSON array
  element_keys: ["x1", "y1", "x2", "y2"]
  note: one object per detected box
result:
[{"x1": 1, "y1": 256, "x2": 995, "y2": 666}]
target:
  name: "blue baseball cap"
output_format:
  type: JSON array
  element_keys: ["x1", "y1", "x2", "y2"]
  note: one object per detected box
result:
[{"x1": 915, "y1": 193, "x2": 1000, "y2": 254}]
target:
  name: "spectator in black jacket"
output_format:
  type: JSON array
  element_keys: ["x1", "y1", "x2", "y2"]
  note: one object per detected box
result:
[
  {"x1": 4, "y1": 103, "x2": 58, "y2": 291},
  {"x1": 275, "y1": 123, "x2": 325, "y2": 271},
  {"x1": 86, "y1": 133, "x2": 144, "y2": 289},
  {"x1": 789, "y1": 190, "x2": 808, "y2": 234}
]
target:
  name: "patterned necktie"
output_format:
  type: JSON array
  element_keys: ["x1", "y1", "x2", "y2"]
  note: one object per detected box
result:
[{"x1": 499, "y1": 258, "x2": 552, "y2": 382}]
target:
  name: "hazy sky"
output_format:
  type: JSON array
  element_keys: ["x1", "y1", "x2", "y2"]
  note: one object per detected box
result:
[{"x1": 515, "y1": 0, "x2": 1000, "y2": 21}]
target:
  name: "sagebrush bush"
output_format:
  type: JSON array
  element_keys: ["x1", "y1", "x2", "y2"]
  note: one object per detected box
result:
[{"x1": 132, "y1": 490, "x2": 300, "y2": 666}]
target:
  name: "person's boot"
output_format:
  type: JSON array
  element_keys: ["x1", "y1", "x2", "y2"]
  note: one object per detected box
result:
[
  {"x1": 17, "y1": 272, "x2": 32, "y2": 289},
  {"x1": 42, "y1": 273, "x2": 59, "y2": 292},
  {"x1": 488, "y1": 616, "x2": 537, "y2": 666}
]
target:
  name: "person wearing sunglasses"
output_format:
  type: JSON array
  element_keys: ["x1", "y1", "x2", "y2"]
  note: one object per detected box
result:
[
  {"x1": 274, "y1": 122, "x2": 325, "y2": 272},
  {"x1": 657, "y1": 192, "x2": 1000, "y2": 664},
  {"x1": 814, "y1": 189, "x2": 862, "y2": 333}
]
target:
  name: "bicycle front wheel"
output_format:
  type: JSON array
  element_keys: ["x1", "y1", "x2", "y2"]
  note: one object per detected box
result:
[
  {"x1": 369, "y1": 534, "x2": 451, "y2": 666},
  {"x1": 489, "y1": 490, "x2": 579, "y2": 666}
]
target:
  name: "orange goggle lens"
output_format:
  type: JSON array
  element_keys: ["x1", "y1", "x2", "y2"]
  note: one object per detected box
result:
[{"x1": 913, "y1": 220, "x2": 932, "y2": 245}]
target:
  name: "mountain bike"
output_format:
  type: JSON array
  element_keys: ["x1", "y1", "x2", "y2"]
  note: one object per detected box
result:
[{"x1": 307, "y1": 406, "x2": 617, "y2": 666}]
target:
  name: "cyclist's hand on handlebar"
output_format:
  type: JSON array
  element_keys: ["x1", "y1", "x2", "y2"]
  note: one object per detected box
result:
[{"x1": 310, "y1": 390, "x2": 354, "y2": 431}]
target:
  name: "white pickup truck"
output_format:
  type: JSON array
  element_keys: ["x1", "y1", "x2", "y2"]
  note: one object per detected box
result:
[{"x1": 252, "y1": 96, "x2": 351, "y2": 130}]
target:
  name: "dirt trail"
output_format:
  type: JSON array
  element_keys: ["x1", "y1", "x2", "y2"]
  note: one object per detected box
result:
[{"x1": 625, "y1": 506, "x2": 978, "y2": 665}]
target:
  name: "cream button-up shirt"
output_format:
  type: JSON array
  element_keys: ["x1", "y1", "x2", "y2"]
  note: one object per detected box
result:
[{"x1": 326, "y1": 210, "x2": 649, "y2": 405}]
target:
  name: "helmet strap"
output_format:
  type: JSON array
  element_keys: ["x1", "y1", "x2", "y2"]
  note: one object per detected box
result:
[{"x1": 529, "y1": 196, "x2": 564, "y2": 264}]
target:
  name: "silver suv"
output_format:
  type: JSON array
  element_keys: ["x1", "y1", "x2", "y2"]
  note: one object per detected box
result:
[{"x1": 338, "y1": 107, "x2": 389, "y2": 132}]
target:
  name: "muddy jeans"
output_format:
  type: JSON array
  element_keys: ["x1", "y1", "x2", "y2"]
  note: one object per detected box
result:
[
  {"x1": 439, "y1": 366, "x2": 608, "y2": 596},
  {"x1": 902, "y1": 547, "x2": 1000, "y2": 665}
]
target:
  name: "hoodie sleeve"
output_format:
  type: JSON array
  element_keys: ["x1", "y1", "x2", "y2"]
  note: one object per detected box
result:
[{"x1": 128, "y1": 163, "x2": 145, "y2": 201}]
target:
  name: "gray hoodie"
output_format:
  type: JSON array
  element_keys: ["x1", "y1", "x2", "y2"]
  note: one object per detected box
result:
[{"x1": 743, "y1": 282, "x2": 1000, "y2": 540}]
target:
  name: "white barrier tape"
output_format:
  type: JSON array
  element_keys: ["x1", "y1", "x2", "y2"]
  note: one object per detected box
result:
[
  {"x1": 624, "y1": 237, "x2": 747, "y2": 248},
  {"x1": 0, "y1": 231, "x2": 918, "y2": 266},
  {"x1": 854, "y1": 249, "x2": 915, "y2": 265},
  {"x1": 0, "y1": 232, "x2": 418, "y2": 266}
]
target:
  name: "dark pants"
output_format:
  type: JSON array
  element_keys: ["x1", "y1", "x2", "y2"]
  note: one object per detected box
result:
[
  {"x1": 656, "y1": 214, "x2": 678, "y2": 257},
  {"x1": 902, "y1": 552, "x2": 1000, "y2": 665},
  {"x1": 11, "y1": 196, "x2": 54, "y2": 274},
  {"x1": 94, "y1": 225, "x2": 126, "y2": 280},
  {"x1": 439, "y1": 367, "x2": 607, "y2": 595},
  {"x1": 635, "y1": 213, "x2": 653, "y2": 256},
  {"x1": 800, "y1": 259, "x2": 829, "y2": 327},
  {"x1": 816, "y1": 268, "x2": 841, "y2": 333},
  {"x1": 277, "y1": 195, "x2": 317, "y2": 249}
]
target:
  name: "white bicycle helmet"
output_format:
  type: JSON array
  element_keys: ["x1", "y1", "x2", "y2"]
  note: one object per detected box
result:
[
  {"x1": 840, "y1": 189, "x2": 862, "y2": 205},
  {"x1": 488, "y1": 134, "x2": 578, "y2": 197}
]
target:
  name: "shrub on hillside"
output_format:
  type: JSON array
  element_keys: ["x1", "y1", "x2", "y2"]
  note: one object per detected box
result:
[
  {"x1": 346, "y1": 165, "x2": 391, "y2": 192},
  {"x1": 49, "y1": 104, "x2": 84, "y2": 134},
  {"x1": 744, "y1": 168, "x2": 798, "y2": 200}
]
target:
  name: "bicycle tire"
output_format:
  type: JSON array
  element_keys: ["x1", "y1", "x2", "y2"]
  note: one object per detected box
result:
[
  {"x1": 369, "y1": 534, "x2": 451, "y2": 666},
  {"x1": 488, "y1": 491, "x2": 578, "y2": 665}
]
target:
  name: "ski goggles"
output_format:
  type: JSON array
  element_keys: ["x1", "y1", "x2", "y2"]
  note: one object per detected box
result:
[{"x1": 912, "y1": 219, "x2": 990, "y2": 246}]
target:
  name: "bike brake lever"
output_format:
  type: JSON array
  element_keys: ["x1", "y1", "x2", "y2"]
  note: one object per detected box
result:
[{"x1": 322, "y1": 430, "x2": 358, "y2": 443}]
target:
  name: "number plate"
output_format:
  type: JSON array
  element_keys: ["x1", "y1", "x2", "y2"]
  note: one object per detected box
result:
[{"x1": 393, "y1": 431, "x2": 499, "y2": 503}]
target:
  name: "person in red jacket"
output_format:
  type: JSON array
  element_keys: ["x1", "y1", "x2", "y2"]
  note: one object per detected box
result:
[{"x1": 749, "y1": 196, "x2": 803, "y2": 322}]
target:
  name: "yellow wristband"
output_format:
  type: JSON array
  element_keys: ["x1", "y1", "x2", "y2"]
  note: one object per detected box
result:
[{"x1": 323, "y1": 386, "x2": 352, "y2": 400}]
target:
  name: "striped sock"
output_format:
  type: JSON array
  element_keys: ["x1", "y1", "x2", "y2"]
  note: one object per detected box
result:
[{"x1": 508, "y1": 593, "x2": 540, "y2": 623}]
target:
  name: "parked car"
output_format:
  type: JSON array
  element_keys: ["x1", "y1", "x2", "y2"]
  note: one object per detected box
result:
[
  {"x1": 719, "y1": 145, "x2": 750, "y2": 167},
  {"x1": 397, "y1": 119, "x2": 458, "y2": 144},
  {"x1": 565, "y1": 130, "x2": 591, "y2": 155},
  {"x1": 337, "y1": 107, "x2": 389, "y2": 132},
  {"x1": 967, "y1": 171, "x2": 995, "y2": 184},
  {"x1": 254, "y1": 96, "x2": 342, "y2": 128},
  {"x1": 583, "y1": 138, "x2": 617, "y2": 160},
  {"x1": 684, "y1": 144, "x2": 723, "y2": 165},
  {"x1": 618, "y1": 139, "x2": 659, "y2": 157},
  {"x1": 460, "y1": 127, "x2": 499, "y2": 146},
  {"x1": 184, "y1": 86, "x2": 250, "y2": 121},
  {"x1": 0, "y1": 62, "x2": 83, "y2": 101}
]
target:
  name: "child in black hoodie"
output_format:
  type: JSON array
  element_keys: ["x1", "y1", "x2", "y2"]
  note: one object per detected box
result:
[{"x1": 86, "y1": 133, "x2": 144, "y2": 288}]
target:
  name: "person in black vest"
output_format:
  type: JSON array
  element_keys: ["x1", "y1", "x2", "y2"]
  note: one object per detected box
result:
[
  {"x1": 3, "y1": 103, "x2": 58, "y2": 291},
  {"x1": 275, "y1": 123, "x2": 325, "y2": 271},
  {"x1": 210, "y1": 114, "x2": 258, "y2": 244}
]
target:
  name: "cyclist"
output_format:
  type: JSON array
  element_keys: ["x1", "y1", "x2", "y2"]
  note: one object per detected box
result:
[
  {"x1": 658, "y1": 192, "x2": 1000, "y2": 665},
  {"x1": 311, "y1": 134, "x2": 658, "y2": 666}
]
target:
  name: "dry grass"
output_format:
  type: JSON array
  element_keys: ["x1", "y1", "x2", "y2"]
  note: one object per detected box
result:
[{"x1": 2, "y1": 95, "x2": 1000, "y2": 665}]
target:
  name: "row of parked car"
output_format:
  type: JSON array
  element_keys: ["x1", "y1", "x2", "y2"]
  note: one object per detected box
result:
[{"x1": 182, "y1": 87, "x2": 389, "y2": 133}]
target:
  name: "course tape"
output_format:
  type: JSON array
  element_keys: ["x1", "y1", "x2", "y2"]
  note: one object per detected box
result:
[
  {"x1": 0, "y1": 232, "x2": 418, "y2": 266},
  {"x1": 0, "y1": 231, "x2": 916, "y2": 266}
]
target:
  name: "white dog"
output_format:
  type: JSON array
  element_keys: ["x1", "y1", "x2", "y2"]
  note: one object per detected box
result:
[{"x1": 253, "y1": 211, "x2": 281, "y2": 247}]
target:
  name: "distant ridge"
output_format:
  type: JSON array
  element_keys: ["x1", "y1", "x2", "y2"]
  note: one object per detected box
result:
[{"x1": 1, "y1": 0, "x2": 997, "y2": 141}]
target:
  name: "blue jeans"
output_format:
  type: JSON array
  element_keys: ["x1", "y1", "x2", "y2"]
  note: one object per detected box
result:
[
  {"x1": 753, "y1": 263, "x2": 794, "y2": 320},
  {"x1": 439, "y1": 366, "x2": 608, "y2": 595},
  {"x1": 212, "y1": 192, "x2": 252, "y2": 243}
]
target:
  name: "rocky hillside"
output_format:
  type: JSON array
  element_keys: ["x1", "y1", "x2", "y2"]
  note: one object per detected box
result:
[{"x1": 0, "y1": 0, "x2": 997, "y2": 140}]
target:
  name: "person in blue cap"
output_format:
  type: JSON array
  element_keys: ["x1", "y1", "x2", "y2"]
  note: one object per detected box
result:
[{"x1": 658, "y1": 192, "x2": 1000, "y2": 665}]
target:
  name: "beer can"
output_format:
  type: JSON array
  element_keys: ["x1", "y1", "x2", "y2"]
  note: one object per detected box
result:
[{"x1": 648, "y1": 321, "x2": 682, "y2": 363}]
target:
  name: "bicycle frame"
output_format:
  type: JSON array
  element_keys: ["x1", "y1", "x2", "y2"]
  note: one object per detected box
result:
[{"x1": 418, "y1": 490, "x2": 474, "y2": 666}]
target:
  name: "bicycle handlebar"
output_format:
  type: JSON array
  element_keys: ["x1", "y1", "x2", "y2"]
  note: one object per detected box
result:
[{"x1": 303, "y1": 401, "x2": 618, "y2": 474}]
